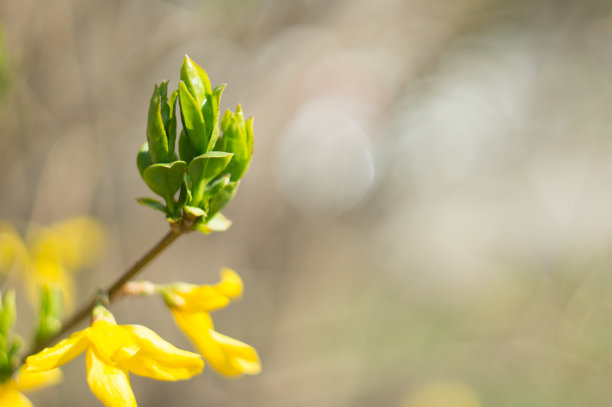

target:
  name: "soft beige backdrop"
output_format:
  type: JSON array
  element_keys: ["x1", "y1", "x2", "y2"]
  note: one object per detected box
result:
[{"x1": 2, "y1": 0, "x2": 612, "y2": 405}]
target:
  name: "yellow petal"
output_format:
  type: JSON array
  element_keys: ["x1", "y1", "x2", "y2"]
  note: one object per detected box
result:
[
  {"x1": 171, "y1": 309, "x2": 260, "y2": 377},
  {"x1": 178, "y1": 285, "x2": 229, "y2": 312},
  {"x1": 0, "y1": 385, "x2": 32, "y2": 407},
  {"x1": 213, "y1": 268, "x2": 243, "y2": 299},
  {"x1": 86, "y1": 349, "x2": 136, "y2": 407},
  {"x1": 88, "y1": 320, "x2": 139, "y2": 364},
  {"x1": 13, "y1": 368, "x2": 63, "y2": 393},
  {"x1": 206, "y1": 330, "x2": 261, "y2": 376},
  {"x1": 25, "y1": 330, "x2": 88, "y2": 371},
  {"x1": 120, "y1": 325, "x2": 203, "y2": 381}
]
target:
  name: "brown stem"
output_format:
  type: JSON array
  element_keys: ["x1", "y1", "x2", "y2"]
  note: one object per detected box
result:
[{"x1": 25, "y1": 226, "x2": 185, "y2": 358}]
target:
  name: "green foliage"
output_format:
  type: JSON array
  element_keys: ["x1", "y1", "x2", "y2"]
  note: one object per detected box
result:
[
  {"x1": 188, "y1": 152, "x2": 233, "y2": 207},
  {"x1": 146, "y1": 81, "x2": 178, "y2": 164},
  {"x1": 208, "y1": 181, "x2": 239, "y2": 219},
  {"x1": 137, "y1": 56, "x2": 254, "y2": 231},
  {"x1": 137, "y1": 197, "x2": 167, "y2": 213},
  {"x1": 219, "y1": 105, "x2": 254, "y2": 182},
  {"x1": 34, "y1": 285, "x2": 63, "y2": 347},
  {"x1": 0, "y1": 290, "x2": 21, "y2": 382}
]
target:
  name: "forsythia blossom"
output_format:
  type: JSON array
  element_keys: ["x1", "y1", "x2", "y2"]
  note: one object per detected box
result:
[
  {"x1": 0, "y1": 217, "x2": 105, "y2": 309},
  {"x1": 162, "y1": 268, "x2": 261, "y2": 377},
  {"x1": 0, "y1": 368, "x2": 62, "y2": 407},
  {"x1": 24, "y1": 307, "x2": 203, "y2": 407}
]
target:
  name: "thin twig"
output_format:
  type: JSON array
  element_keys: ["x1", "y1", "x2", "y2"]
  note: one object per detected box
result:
[{"x1": 25, "y1": 225, "x2": 185, "y2": 358}]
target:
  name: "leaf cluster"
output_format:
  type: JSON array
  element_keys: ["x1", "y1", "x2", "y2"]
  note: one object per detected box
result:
[{"x1": 137, "y1": 56, "x2": 254, "y2": 233}]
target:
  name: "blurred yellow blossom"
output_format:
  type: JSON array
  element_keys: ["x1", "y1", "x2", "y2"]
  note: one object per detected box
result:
[
  {"x1": 401, "y1": 380, "x2": 481, "y2": 407},
  {"x1": 0, "y1": 217, "x2": 105, "y2": 309},
  {"x1": 25, "y1": 307, "x2": 203, "y2": 407},
  {"x1": 0, "y1": 367, "x2": 62, "y2": 407},
  {"x1": 0, "y1": 223, "x2": 27, "y2": 273},
  {"x1": 163, "y1": 268, "x2": 261, "y2": 377}
]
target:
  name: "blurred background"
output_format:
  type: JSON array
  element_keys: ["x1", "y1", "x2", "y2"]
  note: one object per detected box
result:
[{"x1": 2, "y1": 0, "x2": 612, "y2": 405}]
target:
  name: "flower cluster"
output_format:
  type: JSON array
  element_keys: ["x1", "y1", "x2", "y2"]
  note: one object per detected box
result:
[
  {"x1": 22, "y1": 269, "x2": 260, "y2": 406},
  {"x1": 25, "y1": 307, "x2": 204, "y2": 406},
  {"x1": 0, "y1": 217, "x2": 105, "y2": 348},
  {"x1": 0, "y1": 217, "x2": 105, "y2": 309}
]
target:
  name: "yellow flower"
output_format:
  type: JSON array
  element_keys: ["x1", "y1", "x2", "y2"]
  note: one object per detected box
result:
[
  {"x1": 0, "y1": 217, "x2": 105, "y2": 309},
  {"x1": 0, "y1": 368, "x2": 62, "y2": 407},
  {"x1": 25, "y1": 308, "x2": 203, "y2": 407},
  {"x1": 164, "y1": 268, "x2": 261, "y2": 377}
]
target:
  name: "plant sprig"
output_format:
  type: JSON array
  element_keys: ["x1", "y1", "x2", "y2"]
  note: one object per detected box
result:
[{"x1": 137, "y1": 55, "x2": 254, "y2": 234}]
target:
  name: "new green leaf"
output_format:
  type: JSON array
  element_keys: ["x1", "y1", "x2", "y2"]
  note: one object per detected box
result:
[
  {"x1": 181, "y1": 55, "x2": 211, "y2": 107},
  {"x1": 137, "y1": 198, "x2": 167, "y2": 213},
  {"x1": 137, "y1": 142, "x2": 153, "y2": 177},
  {"x1": 143, "y1": 161, "x2": 187, "y2": 198},
  {"x1": 179, "y1": 81, "x2": 207, "y2": 155},
  {"x1": 146, "y1": 84, "x2": 170, "y2": 163}
]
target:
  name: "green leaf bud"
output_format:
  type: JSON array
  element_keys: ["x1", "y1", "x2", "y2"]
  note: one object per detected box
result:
[
  {"x1": 146, "y1": 84, "x2": 170, "y2": 163},
  {"x1": 220, "y1": 105, "x2": 254, "y2": 181},
  {"x1": 179, "y1": 81, "x2": 208, "y2": 155},
  {"x1": 35, "y1": 284, "x2": 63, "y2": 346},
  {"x1": 0, "y1": 290, "x2": 16, "y2": 337},
  {"x1": 180, "y1": 55, "x2": 211, "y2": 108}
]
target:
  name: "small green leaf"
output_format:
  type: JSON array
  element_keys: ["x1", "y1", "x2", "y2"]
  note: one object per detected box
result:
[
  {"x1": 221, "y1": 106, "x2": 252, "y2": 181},
  {"x1": 0, "y1": 290, "x2": 15, "y2": 336},
  {"x1": 202, "y1": 98, "x2": 213, "y2": 145},
  {"x1": 235, "y1": 104, "x2": 246, "y2": 129},
  {"x1": 35, "y1": 285, "x2": 63, "y2": 345},
  {"x1": 212, "y1": 84, "x2": 226, "y2": 113},
  {"x1": 179, "y1": 81, "x2": 207, "y2": 155},
  {"x1": 206, "y1": 84, "x2": 227, "y2": 152},
  {"x1": 178, "y1": 129, "x2": 196, "y2": 164},
  {"x1": 166, "y1": 89, "x2": 179, "y2": 157},
  {"x1": 188, "y1": 152, "x2": 233, "y2": 207},
  {"x1": 137, "y1": 198, "x2": 167, "y2": 213},
  {"x1": 220, "y1": 109, "x2": 233, "y2": 131},
  {"x1": 143, "y1": 161, "x2": 187, "y2": 198},
  {"x1": 204, "y1": 174, "x2": 231, "y2": 200},
  {"x1": 188, "y1": 152, "x2": 233, "y2": 187},
  {"x1": 137, "y1": 142, "x2": 153, "y2": 177},
  {"x1": 181, "y1": 55, "x2": 211, "y2": 107},
  {"x1": 245, "y1": 116, "x2": 254, "y2": 158},
  {"x1": 159, "y1": 81, "x2": 170, "y2": 124},
  {"x1": 208, "y1": 181, "x2": 239, "y2": 219},
  {"x1": 146, "y1": 85, "x2": 169, "y2": 163}
]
